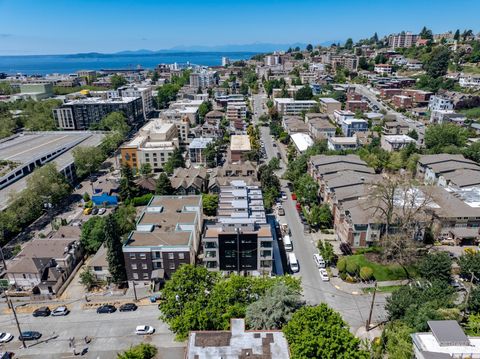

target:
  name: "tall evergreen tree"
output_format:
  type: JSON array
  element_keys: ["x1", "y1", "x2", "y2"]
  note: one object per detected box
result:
[
  {"x1": 155, "y1": 173, "x2": 174, "y2": 195},
  {"x1": 104, "y1": 214, "x2": 127, "y2": 284},
  {"x1": 119, "y1": 165, "x2": 138, "y2": 200}
]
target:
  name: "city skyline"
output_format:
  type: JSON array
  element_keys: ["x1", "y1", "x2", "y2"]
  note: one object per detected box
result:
[{"x1": 0, "y1": 0, "x2": 479, "y2": 55}]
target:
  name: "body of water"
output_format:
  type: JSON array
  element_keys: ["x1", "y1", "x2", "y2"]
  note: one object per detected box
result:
[{"x1": 0, "y1": 52, "x2": 258, "y2": 75}]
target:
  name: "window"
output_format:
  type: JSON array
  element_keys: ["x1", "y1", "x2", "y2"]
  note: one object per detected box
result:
[
  {"x1": 93, "y1": 266, "x2": 102, "y2": 271},
  {"x1": 168, "y1": 253, "x2": 174, "y2": 260},
  {"x1": 142, "y1": 273, "x2": 149, "y2": 279},
  {"x1": 225, "y1": 250, "x2": 236, "y2": 258},
  {"x1": 141, "y1": 263, "x2": 147, "y2": 270},
  {"x1": 261, "y1": 250, "x2": 272, "y2": 258},
  {"x1": 129, "y1": 253, "x2": 136, "y2": 259},
  {"x1": 155, "y1": 262, "x2": 163, "y2": 269},
  {"x1": 139, "y1": 253, "x2": 146, "y2": 259},
  {"x1": 169, "y1": 263, "x2": 175, "y2": 270},
  {"x1": 178, "y1": 253, "x2": 185, "y2": 260},
  {"x1": 131, "y1": 263, "x2": 137, "y2": 270},
  {"x1": 154, "y1": 252, "x2": 161, "y2": 259},
  {"x1": 132, "y1": 273, "x2": 139, "y2": 280}
]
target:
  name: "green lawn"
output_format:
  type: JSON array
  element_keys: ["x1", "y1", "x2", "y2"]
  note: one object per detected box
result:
[
  {"x1": 462, "y1": 65, "x2": 480, "y2": 75},
  {"x1": 461, "y1": 107, "x2": 480, "y2": 119},
  {"x1": 345, "y1": 254, "x2": 417, "y2": 282},
  {"x1": 362, "y1": 285, "x2": 404, "y2": 294}
]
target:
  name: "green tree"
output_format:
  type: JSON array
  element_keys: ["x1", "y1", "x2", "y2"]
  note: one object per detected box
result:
[
  {"x1": 104, "y1": 213, "x2": 127, "y2": 284},
  {"x1": 294, "y1": 174, "x2": 318, "y2": 206},
  {"x1": 114, "y1": 204, "x2": 137, "y2": 235},
  {"x1": 27, "y1": 162, "x2": 71, "y2": 205},
  {"x1": 138, "y1": 163, "x2": 153, "y2": 179},
  {"x1": 466, "y1": 313, "x2": 480, "y2": 335},
  {"x1": 383, "y1": 321, "x2": 414, "y2": 359},
  {"x1": 79, "y1": 268, "x2": 96, "y2": 290},
  {"x1": 306, "y1": 44, "x2": 313, "y2": 52},
  {"x1": 464, "y1": 142, "x2": 480, "y2": 163},
  {"x1": 155, "y1": 172, "x2": 173, "y2": 195},
  {"x1": 202, "y1": 194, "x2": 219, "y2": 216},
  {"x1": 458, "y1": 252, "x2": 480, "y2": 280},
  {"x1": 110, "y1": 74, "x2": 127, "y2": 90},
  {"x1": 198, "y1": 101, "x2": 212, "y2": 122},
  {"x1": 419, "y1": 26, "x2": 433, "y2": 40},
  {"x1": 163, "y1": 148, "x2": 185, "y2": 175},
  {"x1": 454, "y1": 29, "x2": 460, "y2": 41},
  {"x1": 96, "y1": 111, "x2": 130, "y2": 136},
  {"x1": 407, "y1": 129, "x2": 418, "y2": 141},
  {"x1": 468, "y1": 287, "x2": 480, "y2": 313},
  {"x1": 344, "y1": 38, "x2": 354, "y2": 50},
  {"x1": 157, "y1": 83, "x2": 181, "y2": 108},
  {"x1": 424, "y1": 123, "x2": 468, "y2": 153},
  {"x1": 246, "y1": 282, "x2": 304, "y2": 330},
  {"x1": 294, "y1": 53, "x2": 304, "y2": 60},
  {"x1": 80, "y1": 216, "x2": 106, "y2": 254},
  {"x1": 424, "y1": 46, "x2": 450, "y2": 78},
  {"x1": 283, "y1": 304, "x2": 369, "y2": 359},
  {"x1": 294, "y1": 85, "x2": 313, "y2": 100},
  {"x1": 72, "y1": 146, "x2": 104, "y2": 178},
  {"x1": 418, "y1": 252, "x2": 452, "y2": 282},
  {"x1": 317, "y1": 240, "x2": 335, "y2": 264},
  {"x1": 119, "y1": 165, "x2": 139, "y2": 200},
  {"x1": 117, "y1": 343, "x2": 158, "y2": 359},
  {"x1": 203, "y1": 142, "x2": 218, "y2": 168}
]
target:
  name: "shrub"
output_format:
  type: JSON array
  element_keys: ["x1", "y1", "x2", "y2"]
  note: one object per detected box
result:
[
  {"x1": 129, "y1": 193, "x2": 154, "y2": 207},
  {"x1": 346, "y1": 261, "x2": 359, "y2": 276},
  {"x1": 339, "y1": 272, "x2": 347, "y2": 280},
  {"x1": 360, "y1": 266, "x2": 374, "y2": 281},
  {"x1": 337, "y1": 257, "x2": 347, "y2": 273}
]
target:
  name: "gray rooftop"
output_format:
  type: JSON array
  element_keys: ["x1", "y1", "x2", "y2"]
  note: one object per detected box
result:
[{"x1": 428, "y1": 320, "x2": 469, "y2": 347}]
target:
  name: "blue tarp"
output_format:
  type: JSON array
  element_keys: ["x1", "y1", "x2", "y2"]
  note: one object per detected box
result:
[{"x1": 92, "y1": 193, "x2": 118, "y2": 207}]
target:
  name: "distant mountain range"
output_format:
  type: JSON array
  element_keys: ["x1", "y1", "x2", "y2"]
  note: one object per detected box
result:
[{"x1": 68, "y1": 41, "x2": 339, "y2": 57}]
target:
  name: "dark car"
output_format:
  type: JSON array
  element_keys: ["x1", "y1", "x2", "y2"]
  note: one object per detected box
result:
[
  {"x1": 119, "y1": 303, "x2": 138, "y2": 312},
  {"x1": 19, "y1": 331, "x2": 42, "y2": 341},
  {"x1": 91, "y1": 208, "x2": 99, "y2": 215},
  {"x1": 96, "y1": 304, "x2": 116, "y2": 314},
  {"x1": 32, "y1": 307, "x2": 51, "y2": 317}
]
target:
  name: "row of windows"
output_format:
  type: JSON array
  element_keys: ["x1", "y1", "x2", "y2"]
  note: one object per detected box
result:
[{"x1": 129, "y1": 252, "x2": 185, "y2": 260}]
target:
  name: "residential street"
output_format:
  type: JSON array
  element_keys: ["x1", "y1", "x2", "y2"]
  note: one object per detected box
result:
[{"x1": 252, "y1": 91, "x2": 388, "y2": 333}]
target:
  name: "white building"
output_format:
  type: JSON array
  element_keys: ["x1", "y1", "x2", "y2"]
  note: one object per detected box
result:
[
  {"x1": 265, "y1": 55, "x2": 280, "y2": 66},
  {"x1": 274, "y1": 98, "x2": 317, "y2": 116},
  {"x1": 327, "y1": 136, "x2": 359, "y2": 151},
  {"x1": 190, "y1": 70, "x2": 217, "y2": 89},
  {"x1": 374, "y1": 64, "x2": 393, "y2": 75},
  {"x1": 189, "y1": 137, "x2": 214, "y2": 164},
  {"x1": 290, "y1": 133, "x2": 314, "y2": 153},
  {"x1": 428, "y1": 95, "x2": 454, "y2": 111},
  {"x1": 221, "y1": 57, "x2": 230, "y2": 67},
  {"x1": 412, "y1": 320, "x2": 480, "y2": 359},
  {"x1": 381, "y1": 135, "x2": 416, "y2": 152},
  {"x1": 333, "y1": 110, "x2": 355, "y2": 125},
  {"x1": 459, "y1": 73, "x2": 480, "y2": 89},
  {"x1": 227, "y1": 102, "x2": 247, "y2": 121}
]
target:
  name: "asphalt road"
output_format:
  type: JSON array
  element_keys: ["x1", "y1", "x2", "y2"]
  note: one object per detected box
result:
[
  {"x1": 0, "y1": 304, "x2": 184, "y2": 358},
  {"x1": 354, "y1": 84, "x2": 425, "y2": 144},
  {"x1": 251, "y1": 91, "x2": 388, "y2": 332}
]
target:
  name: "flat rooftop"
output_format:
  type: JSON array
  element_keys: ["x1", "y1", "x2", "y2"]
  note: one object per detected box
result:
[{"x1": 230, "y1": 135, "x2": 251, "y2": 151}]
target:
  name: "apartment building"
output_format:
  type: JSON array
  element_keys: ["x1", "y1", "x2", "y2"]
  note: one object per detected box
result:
[
  {"x1": 319, "y1": 98, "x2": 342, "y2": 117},
  {"x1": 120, "y1": 119, "x2": 179, "y2": 171},
  {"x1": 308, "y1": 118, "x2": 336, "y2": 139},
  {"x1": 417, "y1": 154, "x2": 480, "y2": 186},
  {"x1": 341, "y1": 118, "x2": 368, "y2": 137},
  {"x1": 188, "y1": 137, "x2": 214, "y2": 164},
  {"x1": 327, "y1": 136, "x2": 359, "y2": 151},
  {"x1": 54, "y1": 96, "x2": 144, "y2": 130},
  {"x1": 123, "y1": 195, "x2": 203, "y2": 287},
  {"x1": 202, "y1": 180, "x2": 273, "y2": 275},
  {"x1": 345, "y1": 100, "x2": 369, "y2": 112},
  {"x1": 190, "y1": 70, "x2": 217, "y2": 88},
  {"x1": 393, "y1": 95, "x2": 413, "y2": 109},
  {"x1": 381, "y1": 135, "x2": 416, "y2": 152},
  {"x1": 459, "y1": 73, "x2": 480, "y2": 89},
  {"x1": 383, "y1": 120, "x2": 410, "y2": 135},
  {"x1": 374, "y1": 64, "x2": 393, "y2": 75},
  {"x1": 226, "y1": 101, "x2": 247, "y2": 122},
  {"x1": 118, "y1": 85, "x2": 154, "y2": 119},
  {"x1": 428, "y1": 95, "x2": 454, "y2": 111},
  {"x1": 388, "y1": 32, "x2": 419, "y2": 49},
  {"x1": 333, "y1": 109, "x2": 355, "y2": 125},
  {"x1": 229, "y1": 135, "x2": 251, "y2": 163},
  {"x1": 282, "y1": 116, "x2": 309, "y2": 134},
  {"x1": 208, "y1": 161, "x2": 258, "y2": 193},
  {"x1": 274, "y1": 98, "x2": 317, "y2": 116}
]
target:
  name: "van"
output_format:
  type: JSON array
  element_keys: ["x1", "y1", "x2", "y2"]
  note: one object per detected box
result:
[
  {"x1": 288, "y1": 252, "x2": 299, "y2": 273},
  {"x1": 283, "y1": 235, "x2": 293, "y2": 252}
]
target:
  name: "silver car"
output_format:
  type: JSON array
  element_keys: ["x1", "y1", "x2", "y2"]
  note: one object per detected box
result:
[{"x1": 51, "y1": 306, "x2": 69, "y2": 316}]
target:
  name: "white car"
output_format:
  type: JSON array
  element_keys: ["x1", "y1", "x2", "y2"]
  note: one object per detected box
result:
[
  {"x1": 98, "y1": 208, "x2": 106, "y2": 215},
  {"x1": 51, "y1": 306, "x2": 69, "y2": 316},
  {"x1": 135, "y1": 325, "x2": 155, "y2": 335},
  {"x1": 319, "y1": 269, "x2": 330, "y2": 282},
  {"x1": 0, "y1": 332, "x2": 14, "y2": 343},
  {"x1": 281, "y1": 192, "x2": 287, "y2": 201},
  {"x1": 313, "y1": 254, "x2": 325, "y2": 268}
]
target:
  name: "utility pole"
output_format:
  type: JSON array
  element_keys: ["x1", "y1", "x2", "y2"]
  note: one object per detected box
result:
[
  {"x1": 132, "y1": 281, "x2": 137, "y2": 302},
  {"x1": 4, "y1": 291, "x2": 25, "y2": 348},
  {"x1": 464, "y1": 272, "x2": 476, "y2": 317},
  {"x1": 0, "y1": 228, "x2": 7, "y2": 270},
  {"x1": 366, "y1": 282, "x2": 378, "y2": 331}
]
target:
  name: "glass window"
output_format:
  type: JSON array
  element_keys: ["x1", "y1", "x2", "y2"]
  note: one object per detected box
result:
[
  {"x1": 129, "y1": 253, "x2": 136, "y2": 259},
  {"x1": 132, "y1": 273, "x2": 139, "y2": 280},
  {"x1": 131, "y1": 263, "x2": 137, "y2": 270},
  {"x1": 139, "y1": 253, "x2": 146, "y2": 259},
  {"x1": 142, "y1": 273, "x2": 149, "y2": 279},
  {"x1": 169, "y1": 263, "x2": 175, "y2": 270},
  {"x1": 141, "y1": 263, "x2": 147, "y2": 269},
  {"x1": 178, "y1": 253, "x2": 185, "y2": 260},
  {"x1": 168, "y1": 253, "x2": 174, "y2": 260}
]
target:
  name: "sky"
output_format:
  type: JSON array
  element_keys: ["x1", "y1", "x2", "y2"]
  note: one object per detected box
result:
[{"x1": 0, "y1": 0, "x2": 479, "y2": 55}]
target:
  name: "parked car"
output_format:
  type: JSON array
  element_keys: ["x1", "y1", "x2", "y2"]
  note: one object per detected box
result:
[
  {"x1": 98, "y1": 208, "x2": 106, "y2": 215},
  {"x1": 74, "y1": 183, "x2": 83, "y2": 190},
  {"x1": 32, "y1": 307, "x2": 51, "y2": 317},
  {"x1": 277, "y1": 207, "x2": 285, "y2": 216},
  {"x1": 0, "y1": 333, "x2": 13, "y2": 343},
  {"x1": 51, "y1": 306, "x2": 69, "y2": 316},
  {"x1": 19, "y1": 331, "x2": 42, "y2": 341},
  {"x1": 313, "y1": 254, "x2": 325, "y2": 268},
  {"x1": 96, "y1": 304, "x2": 116, "y2": 314},
  {"x1": 119, "y1": 303, "x2": 138, "y2": 312},
  {"x1": 135, "y1": 325, "x2": 155, "y2": 335},
  {"x1": 319, "y1": 268, "x2": 330, "y2": 281},
  {"x1": 83, "y1": 207, "x2": 92, "y2": 215},
  {"x1": 281, "y1": 192, "x2": 287, "y2": 201},
  {"x1": 288, "y1": 252, "x2": 299, "y2": 273},
  {"x1": 91, "y1": 208, "x2": 99, "y2": 215}
]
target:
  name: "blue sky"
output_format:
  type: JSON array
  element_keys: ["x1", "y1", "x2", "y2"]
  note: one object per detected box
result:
[{"x1": 0, "y1": 0, "x2": 479, "y2": 55}]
